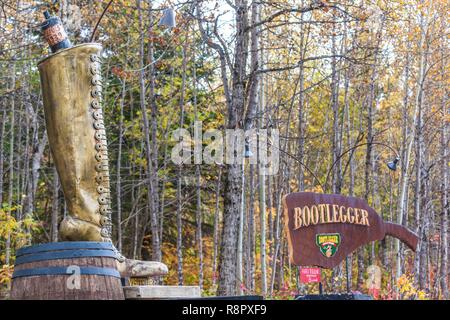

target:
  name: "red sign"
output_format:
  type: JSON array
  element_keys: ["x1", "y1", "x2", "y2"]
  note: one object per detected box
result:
[
  {"x1": 300, "y1": 267, "x2": 321, "y2": 283},
  {"x1": 368, "y1": 288, "x2": 380, "y2": 299}
]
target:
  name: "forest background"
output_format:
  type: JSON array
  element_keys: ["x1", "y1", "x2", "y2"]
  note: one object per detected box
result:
[{"x1": 0, "y1": 0, "x2": 448, "y2": 299}]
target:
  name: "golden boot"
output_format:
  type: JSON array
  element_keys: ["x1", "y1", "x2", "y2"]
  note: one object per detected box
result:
[{"x1": 38, "y1": 43, "x2": 168, "y2": 278}]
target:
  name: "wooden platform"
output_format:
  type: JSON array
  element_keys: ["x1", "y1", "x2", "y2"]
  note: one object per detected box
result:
[{"x1": 123, "y1": 285, "x2": 201, "y2": 300}]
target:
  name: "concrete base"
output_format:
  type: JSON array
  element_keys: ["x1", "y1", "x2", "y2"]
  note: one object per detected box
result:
[{"x1": 123, "y1": 285, "x2": 201, "y2": 300}]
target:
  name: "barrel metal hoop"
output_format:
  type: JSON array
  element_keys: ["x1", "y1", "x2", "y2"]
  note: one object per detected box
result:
[
  {"x1": 16, "y1": 241, "x2": 115, "y2": 257},
  {"x1": 12, "y1": 266, "x2": 120, "y2": 279},
  {"x1": 15, "y1": 249, "x2": 118, "y2": 265}
]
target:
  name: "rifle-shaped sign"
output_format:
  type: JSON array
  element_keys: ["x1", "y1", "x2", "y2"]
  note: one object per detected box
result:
[{"x1": 283, "y1": 192, "x2": 419, "y2": 269}]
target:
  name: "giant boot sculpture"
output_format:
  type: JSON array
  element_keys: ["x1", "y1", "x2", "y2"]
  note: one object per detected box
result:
[{"x1": 38, "y1": 43, "x2": 168, "y2": 278}]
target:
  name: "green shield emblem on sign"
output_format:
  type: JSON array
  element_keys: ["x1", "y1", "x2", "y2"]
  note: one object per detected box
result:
[{"x1": 316, "y1": 233, "x2": 341, "y2": 258}]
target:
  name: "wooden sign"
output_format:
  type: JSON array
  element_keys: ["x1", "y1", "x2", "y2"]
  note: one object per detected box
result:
[
  {"x1": 283, "y1": 192, "x2": 419, "y2": 269},
  {"x1": 299, "y1": 267, "x2": 321, "y2": 283}
]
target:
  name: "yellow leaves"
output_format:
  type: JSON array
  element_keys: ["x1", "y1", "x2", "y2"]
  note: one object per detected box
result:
[
  {"x1": 396, "y1": 274, "x2": 428, "y2": 300},
  {"x1": 4, "y1": 24, "x2": 14, "y2": 32},
  {"x1": 304, "y1": 185, "x2": 324, "y2": 193},
  {"x1": 0, "y1": 265, "x2": 14, "y2": 285},
  {"x1": 444, "y1": 114, "x2": 450, "y2": 124},
  {"x1": 417, "y1": 291, "x2": 427, "y2": 300},
  {"x1": 0, "y1": 205, "x2": 40, "y2": 264},
  {"x1": 162, "y1": 239, "x2": 216, "y2": 290},
  {"x1": 0, "y1": 206, "x2": 18, "y2": 238}
]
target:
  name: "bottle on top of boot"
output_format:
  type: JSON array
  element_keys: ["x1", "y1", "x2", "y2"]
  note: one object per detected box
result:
[{"x1": 41, "y1": 10, "x2": 72, "y2": 53}]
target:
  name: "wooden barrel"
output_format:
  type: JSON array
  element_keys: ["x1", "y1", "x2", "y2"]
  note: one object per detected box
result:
[{"x1": 10, "y1": 241, "x2": 124, "y2": 300}]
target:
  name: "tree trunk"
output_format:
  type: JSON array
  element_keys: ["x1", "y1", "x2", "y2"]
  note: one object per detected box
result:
[
  {"x1": 51, "y1": 165, "x2": 59, "y2": 242},
  {"x1": 439, "y1": 37, "x2": 448, "y2": 299},
  {"x1": 212, "y1": 168, "x2": 222, "y2": 287},
  {"x1": 5, "y1": 49, "x2": 16, "y2": 266},
  {"x1": 412, "y1": 11, "x2": 429, "y2": 287},
  {"x1": 192, "y1": 48, "x2": 204, "y2": 289},
  {"x1": 147, "y1": 0, "x2": 161, "y2": 262},
  {"x1": 217, "y1": 0, "x2": 249, "y2": 296},
  {"x1": 137, "y1": 0, "x2": 160, "y2": 261},
  {"x1": 116, "y1": 77, "x2": 126, "y2": 252},
  {"x1": 396, "y1": 21, "x2": 412, "y2": 280},
  {"x1": 247, "y1": 164, "x2": 256, "y2": 291},
  {"x1": 0, "y1": 108, "x2": 6, "y2": 206}
]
